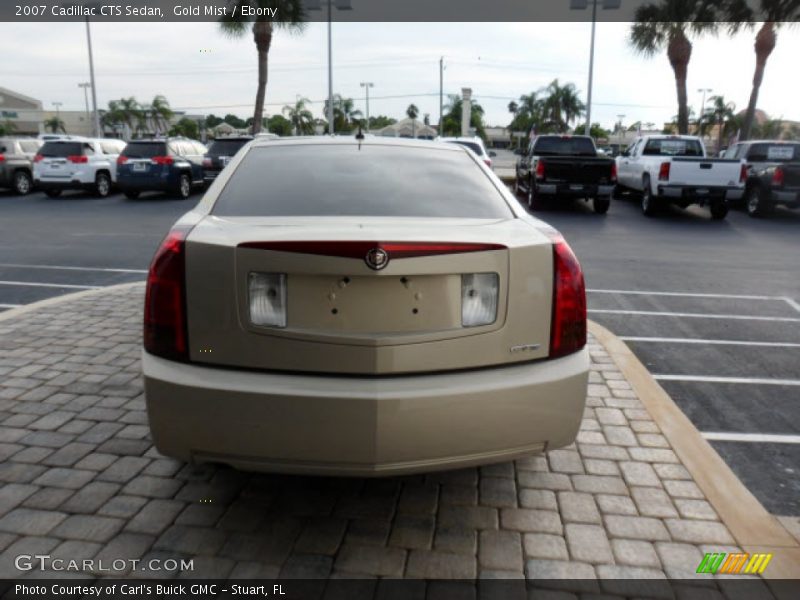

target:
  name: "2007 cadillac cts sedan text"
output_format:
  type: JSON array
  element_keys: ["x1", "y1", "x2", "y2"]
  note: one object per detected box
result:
[{"x1": 142, "y1": 137, "x2": 589, "y2": 476}]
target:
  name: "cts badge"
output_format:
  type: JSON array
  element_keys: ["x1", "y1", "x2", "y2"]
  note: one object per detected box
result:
[{"x1": 365, "y1": 248, "x2": 389, "y2": 270}]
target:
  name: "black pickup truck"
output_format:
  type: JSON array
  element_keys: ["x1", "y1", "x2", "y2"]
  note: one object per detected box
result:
[
  {"x1": 725, "y1": 140, "x2": 800, "y2": 217},
  {"x1": 514, "y1": 135, "x2": 617, "y2": 214}
]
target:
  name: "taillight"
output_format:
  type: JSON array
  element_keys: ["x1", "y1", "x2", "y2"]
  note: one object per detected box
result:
[
  {"x1": 535, "y1": 161, "x2": 546, "y2": 180},
  {"x1": 202, "y1": 157, "x2": 212, "y2": 168},
  {"x1": 144, "y1": 224, "x2": 193, "y2": 361},
  {"x1": 658, "y1": 162, "x2": 670, "y2": 181},
  {"x1": 68, "y1": 155, "x2": 88, "y2": 164},
  {"x1": 772, "y1": 167, "x2": 784, "y2": 187},
  {"x1": 152, "y1": 156, "x2": 174, "y2": 166},
  {"x1": 0, "y1": 154, "x2": 5, "y2": 163},
  {"x1": 484, "y1": 158, "x2": 492, "y2": 168},
  {"x1": 117, "y1": 155, "x2": 129, "y2": 165},
  {"x1": 549, "y1": 235, "x2": 586, "y2": 359},
  {"x1": 34, "y1": 154, "x2": 44, "y2": 163},
  {"x1": 610, "y1": 162, "x2": 617, "y2": 183},
  {"x1": 740, "y1": 163, "x2": 748, "y2": 183}
]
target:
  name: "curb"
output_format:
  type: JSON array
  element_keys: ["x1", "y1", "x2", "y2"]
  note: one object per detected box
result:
[
  {"x1": 0, "y1": 282, "x2": 144, "y2": 324},
  {"x1": 589, "y1": 320, "x2": 800, "y2": 580}
]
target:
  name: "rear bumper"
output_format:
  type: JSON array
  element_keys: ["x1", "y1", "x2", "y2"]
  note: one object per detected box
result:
[
  {"x1": 143, "y1": 349, "x2": 589, "y2": 477},
  {"x1": 658, "y1": 184, "x2": 744, "y2": 202},
  {"x1": 117, "y1": 176, "x2": 174, "y2": 193},
  {"x1": 772, "y1": 189, "x2": 800, "y2": 206},
  {"x1": 34, "y1": 178, "x2": 94, "y2": 191},
  {"x1": 536, "y1": 183, "x2": 615, "y2": 198}
]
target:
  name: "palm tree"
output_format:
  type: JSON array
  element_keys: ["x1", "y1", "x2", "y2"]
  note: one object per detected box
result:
[
  {"x1": 109, "y1": 97, "x2": 144, "y2": 138},
  {"x1": 220, "y1": 1, "x2": 306, "y2": 134},
  {"x1": 760, "y1": 117, "x2": 784, "y2": 140},
  {"x1": 44, "y1": 116, "x2": 66, "y2": 134},
  {"x1": 734, "y1": 1, "x2": 800, "y2": 140},
  {"x1": 282, "y1": 97, "x2": 314, "y2": 135},
  {"x1": 323, "y1": 94, "x2": 362, "y2": 132},
  {"x1": 706, "y1": 95, "x2": 737, "y2": 153},
  {"x1": 507, "y1": 100, "x2": 519, "y2": 116},
  {"x1": 406, "y1": 104, "x2": 419, "y2": 120},
  {"x1": 441, "y1": 95, "x2": 486, "y2": 139},
  {"x1": 629, "y1": 1, "x2": 722, "y2": 134},
  {"x1": 149, "y1": 95, "x2": 174, "y2": 135}
]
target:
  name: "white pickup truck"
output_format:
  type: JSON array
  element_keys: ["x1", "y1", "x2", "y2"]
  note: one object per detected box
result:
[{"x1": 616, "y1": 135, "x2": 746, "y2": 220}]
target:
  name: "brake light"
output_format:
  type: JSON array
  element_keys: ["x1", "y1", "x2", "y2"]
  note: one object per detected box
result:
[
  {"x1": 658, "y1": 162, "x2": 670, "y2": 181},
  {"x1": 549, "y1": 235, "x2": 586, "y2": 359},
  {"x1": 117, "y1": 155, "x2": 129, "y2": 165},
  {"x1": 0, "y1": 154, "x2": 4, "y2": 163},
  {"x1": 152, "y1": 156, "x2": 174, "y2": 165},
  {"x1": 535, "y1": 161, "x2": 546, "y2": 180},
  {"x1": 740, "y1": 163, "x2": 748, "y2": 183},
  {"x1": 67, "y1": 155, "x2": 88, "y2": 164},
  {"x1": 34, "y1": 154, "x2": 44, "y2": 163},
  {"x1": 202, "y1": 157, "x2": 212, "y2": 168},
  {"x1": 484, "y1": 158, "x2": 492, "y2": 168},
  {"x1": 144, "y1": 223, "x2": 193, "y2": 361},
  {"x1": 610, "y1": 162, "x2": 617, "y2": 183},
  {"x1": 772, "y1": 167, "x2": 784, "y2": 187}
]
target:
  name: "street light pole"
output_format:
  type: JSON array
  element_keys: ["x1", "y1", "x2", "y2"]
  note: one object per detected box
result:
[
  {"x1": 78, "y1": 83, "x2": 91, "y2": 132},
  {"x1": 439, "y1": 56, "x2": 444, "y2": 138},
  {"x1": 308, "y1": 0, "x2": 351, "y2": 136},
  {"x1": 617, "y1": 114, "x2": 625, "y2": 147},
  {"x1": 53, "y1": 102, "x2": 63, "y2": 118},
  {"x1": 85, "y1": 18, "x2": 101, "y2": 137},
  {"x1": 697, "y1": 87, "x2": 712, "y2": 135},
  {"x1": 360, "y1": 82, "x2": 373, "y2": 132}
]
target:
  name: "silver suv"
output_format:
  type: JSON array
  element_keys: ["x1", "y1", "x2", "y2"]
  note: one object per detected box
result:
[{"x1": 0, "y1": 137, "x2": 43, "y2": 195}]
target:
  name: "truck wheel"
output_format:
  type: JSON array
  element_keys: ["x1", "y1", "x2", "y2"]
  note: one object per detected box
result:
[
  {"x1": 745, "y1": 186, "x2": 772, "y2": 218},
  {"x1": 593, "y1": 196, "x2": 610, "y2": 215},
  {"x1": 641, "y1": 177, "x2": 658, "y2": 217},
  {"x1": 44, "y1": 189, "x2": 62, "y2": 198},
  {"x1": 175, "y1": 174, "x2": 191, "y2": 199},
  {"x1": 527, "y1": 181, "x2": 542, "y2": 210},
  {"x1": 710, "y1": 199, "x2": 728, "y2": 220},
  {"x1": 513, "y1": 177, "x2": 522, "y2": 196},
  {"x1": 94, "y1": 172, "x2": 111, "y2": 198},
  {"x1": 13, "y1": 171, "x2": 32, "y2": 195}
]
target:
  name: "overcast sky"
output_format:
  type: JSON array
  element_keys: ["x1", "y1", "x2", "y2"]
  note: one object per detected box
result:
[{"x1": 4, "y1": 21, "x2": 800, "y2": 130}]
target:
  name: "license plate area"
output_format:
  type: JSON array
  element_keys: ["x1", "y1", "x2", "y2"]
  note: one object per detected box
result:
[
  {"x1": 569, "y1": 184, "x2": 584, "y2": 191},
  {"x1": 133, "y1": 162, "x2": 148, "y2": 172}
]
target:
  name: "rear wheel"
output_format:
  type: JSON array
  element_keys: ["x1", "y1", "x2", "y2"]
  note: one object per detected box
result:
[
  {"x1": 746, "y1": 185, "x2": 772, "y2": 218},
  {"x1": 709, "y1": 198, "x2": 728, "y2": 220},
  {"x1": 527, "y1": 179, "x2": 543, "y2": 210},
  {"x1": 593, "y1": 196, "x2": 610, "y2": 215},
  {"x1": 123, "y1": 190, "x2": 140, "y2": 200},
  {"x1": 641, "y1": 176, "x2": 658, "y2": 216},
  {"x1": 13, "y1": 171, "x2": 32, "y2": 195},
  {"x1": 175, "y1": 174, "x2": 191, "y2": 199},
  {"x1": 513, "y1": 176, "x2": 521, "y2": 196},
  {"x1": 44, "y1": 189, "x2": 62, "y2": 198},
  {"x1": 94, "y1": 172, "x2": 111, "y2": 198}
]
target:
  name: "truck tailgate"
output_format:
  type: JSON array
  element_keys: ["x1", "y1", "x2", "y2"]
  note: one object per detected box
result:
[
  {"x1": 541, "y1": 157, "x2": 615, "y2": 184},
  {"x1": 668, "y1": 158, "x2": 742, "y2": 187}
]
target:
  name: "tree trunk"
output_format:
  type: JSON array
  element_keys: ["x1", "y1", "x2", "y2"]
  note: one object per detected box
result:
[
  {"x1": 742, "y1": 22, "x2": 776, "y2": 141},
  {"x1": 251, "y1": 20, "x2": 273, "y2": 135},
  {"x1": 667, "y1": 29, "x2": 692, "y2": 135}
]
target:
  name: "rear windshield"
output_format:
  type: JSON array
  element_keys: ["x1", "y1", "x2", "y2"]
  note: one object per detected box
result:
[
  {"x1": 534, "y1": 136, "x2": 596, "y2": 157},
  {"x1": 212, "y1": 144, "x2": 512, "y2": 218},
  {"x1": 748, "y1": 143, "x2": 800, "y2": 162},
  {"x1": 122, "y1": 142, "x2": 167, "y2": 158},
  {"x1": 643, "y1": 138, "x2": 704, "y2": 157},
  {"x1": 446, "y1": 141, "x2": 482, "y2": 155},
  {"x1": 207, "y1": 139, "x2": 251, "y2": 156},
  {"x1": 39, "y1": 142, "x2": 82, "y2": 157}
]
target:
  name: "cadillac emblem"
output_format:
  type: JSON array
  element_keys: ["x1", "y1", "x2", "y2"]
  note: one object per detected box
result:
[{"x1": 365, "y1": 248, "x2": 389, "y2": 270}]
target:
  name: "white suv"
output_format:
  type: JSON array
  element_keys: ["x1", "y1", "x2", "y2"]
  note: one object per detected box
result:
[
  {"x1": 438, "y1": 136, "x2": 494, "y2": 168},
  {"x1": 33, "y1": 137, "x2": 127, "y2": 198}
]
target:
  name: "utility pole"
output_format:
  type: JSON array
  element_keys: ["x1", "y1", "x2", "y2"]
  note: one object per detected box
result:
[
  {"x1": 584, "y1": 0, "x2": 597, "y2": 136},
  {"x1": 439, "y1": 57, "x2": 444, "y2": 138},
  {"x1": 360, "y1": 82, "x2": 374, "y2": 132},
  {"x1": 78, "y1": 83, "x2": 91, "y2": 133},
  {"x1": 84, "y1": 18, "x2": 101, "y2": 137},
  {"x1": 53, "y1": 102, "x2": 63, "y2": 118},
  {"x1": 697, "y1": 87, "x2": 712, "y2": 135}
]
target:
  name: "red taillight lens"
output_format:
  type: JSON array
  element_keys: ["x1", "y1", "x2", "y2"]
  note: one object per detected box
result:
[
  {"x1": 610, "y1": 162, "x2": 617, "y2": 183},
  {"x1": 535, "y1": 161, "x2": 546, "y2": 180},
  {"x1": 117, "y1": 155, "x2": 129, "y2": 165},
  {"x1": 740, "y1": 163, "x2": 748, "y2": 183},
  {"x1": 0, "y1": 154, "x2": 5, "y2": 163},
  {"x1": 549, "y1": 235, "x2": 586, "y2": 359},
  {"x1": 34, "y1": 154, "x2": 44, "y2": 163},
  {"x1": 202, "y1": 157, "x2": 212, "y2": 167},
  {"x1": 152, "y1": 156, "x2": 174, "y2": 166},
  {"x1": 238, "y1": 241, "x2": 506, "y2": 260},
  {"x1": 658, "y1": 162, "x2": 670, "y2": 181},
  {"x1": 144, "y1": 224, "x2": 193, "y2": 361},
  {"x1": 772, "y1": 167, "x2": 784, "y2": 187},
  {"x1": 484, "y1": 158, "x2": 492, "y2": 167},
  {"x1": 68, "y1": 155, "x2": 88, "y2": 164}
]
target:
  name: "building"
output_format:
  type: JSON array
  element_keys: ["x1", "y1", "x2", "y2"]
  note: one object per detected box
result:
[
  {"x1": 0, "y1": 87, "x2": 44, "y2": 135},
  {"x1": 484, "y1": 127, "x2": 511, "y2": 149},
  {"x1": 373, "y1": 117, "x2": 437, "y2": 139}
]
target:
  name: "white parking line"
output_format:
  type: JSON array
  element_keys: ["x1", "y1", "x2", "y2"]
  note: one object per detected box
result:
[
  {"x1": 588, "y1": 309, "x2": 800, "y2": 323},
  {"x1": 0, "y1": 303, "x2": 21, "y2": 308},
  {"x1": 653, "y1": 374, "x2": 800, "y2": 386},
  {"x1": 0, "y1": 263, "x2": 147, "y2": 274},
  {"x1": 620, "y1": 337, "x2": 800, "y2": 348},
  {"x1": 587, "y1": 288, "x2": 785, "y2": 301},
  {"x1": 0, "y1": 280, "x2": 100, "y2": 290},
  {"x1": 702, "y1": 432, "x2": 800, "y2": 445},
  {"x1": 784, "y1": 297, "x2": 800, "y2": 314}
]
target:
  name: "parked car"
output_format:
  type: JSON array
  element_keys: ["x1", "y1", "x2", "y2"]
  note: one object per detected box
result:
[
  {"x1": 439, "y1": 136, "x2": 494, "y2": 168},
  {"x1": 0, "y1": 136, "x2": 42, "y2": 195},
  {"x1": 515, "y1": 134, "x2": 616, "y2": 214},
  {"x1": 725, "y1": 140, "x2": 800, "y2": 217},
  {"x1": 202, "y1": 135, "x2": 253, "y2": 186},
  {"x1": 33, "y1": 137, "x2": 126, "y2": 198},
  {"x1": 117, "y1": 137, "x2": 207, "y2": 199},
  {"x1": 143, "y1": 137, "x2": 589, "y2": 476},
  {"x1": 615, "y1": 135, "x2": 745, "y2": 219}
]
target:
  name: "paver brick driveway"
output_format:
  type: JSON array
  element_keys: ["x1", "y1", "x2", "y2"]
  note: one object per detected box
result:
[{"x1": 0, "y1": 284, "x2": 773, "y2": 595}]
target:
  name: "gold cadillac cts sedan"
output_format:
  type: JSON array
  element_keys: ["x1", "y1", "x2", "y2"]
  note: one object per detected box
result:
[{"x1": 143, "y1": 137, "x2": 589, "y2": 476}]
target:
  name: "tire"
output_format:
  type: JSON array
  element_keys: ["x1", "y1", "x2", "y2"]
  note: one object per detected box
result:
[
  {"x1": 527, "y1": 178, "x2": 543, "y2": 210},
  {"x1": 44, "y1": 189, "x2": 62, "y2": 198},
  {"x1": 593, "y1": 196, "x2": 611, "y2": 215},
  {"x1": 709, "y1": 198, "x2": 728, "y2": 220},
  {"x1": 175, "y1": 174, "x2": 191, "y2": 199},
  {"x1": 745, "y1": 185, "x2": 772, "y2": 218},
  {"x1": 94, "y1": 172, "x2": 111, "y2": 198},
  {"x1": 513, "y1": 176, "x2": 521, "y2": 196},
  {"x1": 12, "y1": 171, "x2": 32, "y2": 195},
  {"x1": 641, "y1": 176, "x2": 658, "y2": 216},
  {"x1": 123, "y1": 190, "x2": 140, "y2": 200}
]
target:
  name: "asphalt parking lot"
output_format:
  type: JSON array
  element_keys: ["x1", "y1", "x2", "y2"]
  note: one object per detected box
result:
[{"x1": 1, "y1": 185, "x2": 799, "y2": 524}]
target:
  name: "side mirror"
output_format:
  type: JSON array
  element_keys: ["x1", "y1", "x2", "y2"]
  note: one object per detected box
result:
[{"x1": 489, "y1": 151, "x2": 497, "y2": 158}]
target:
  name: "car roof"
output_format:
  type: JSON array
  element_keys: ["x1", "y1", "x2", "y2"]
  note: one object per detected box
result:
[
  {"x1": 211, "y1": 136, "x2": 253, "y2": 141},
  {"x1": 249, "y1": 136, "x2": 464, "y2": 152}
]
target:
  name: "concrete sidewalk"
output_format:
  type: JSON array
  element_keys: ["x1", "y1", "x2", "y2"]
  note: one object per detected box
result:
[{"x1": 0, "y1": 284, "x2": 796, "y2": 593}]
